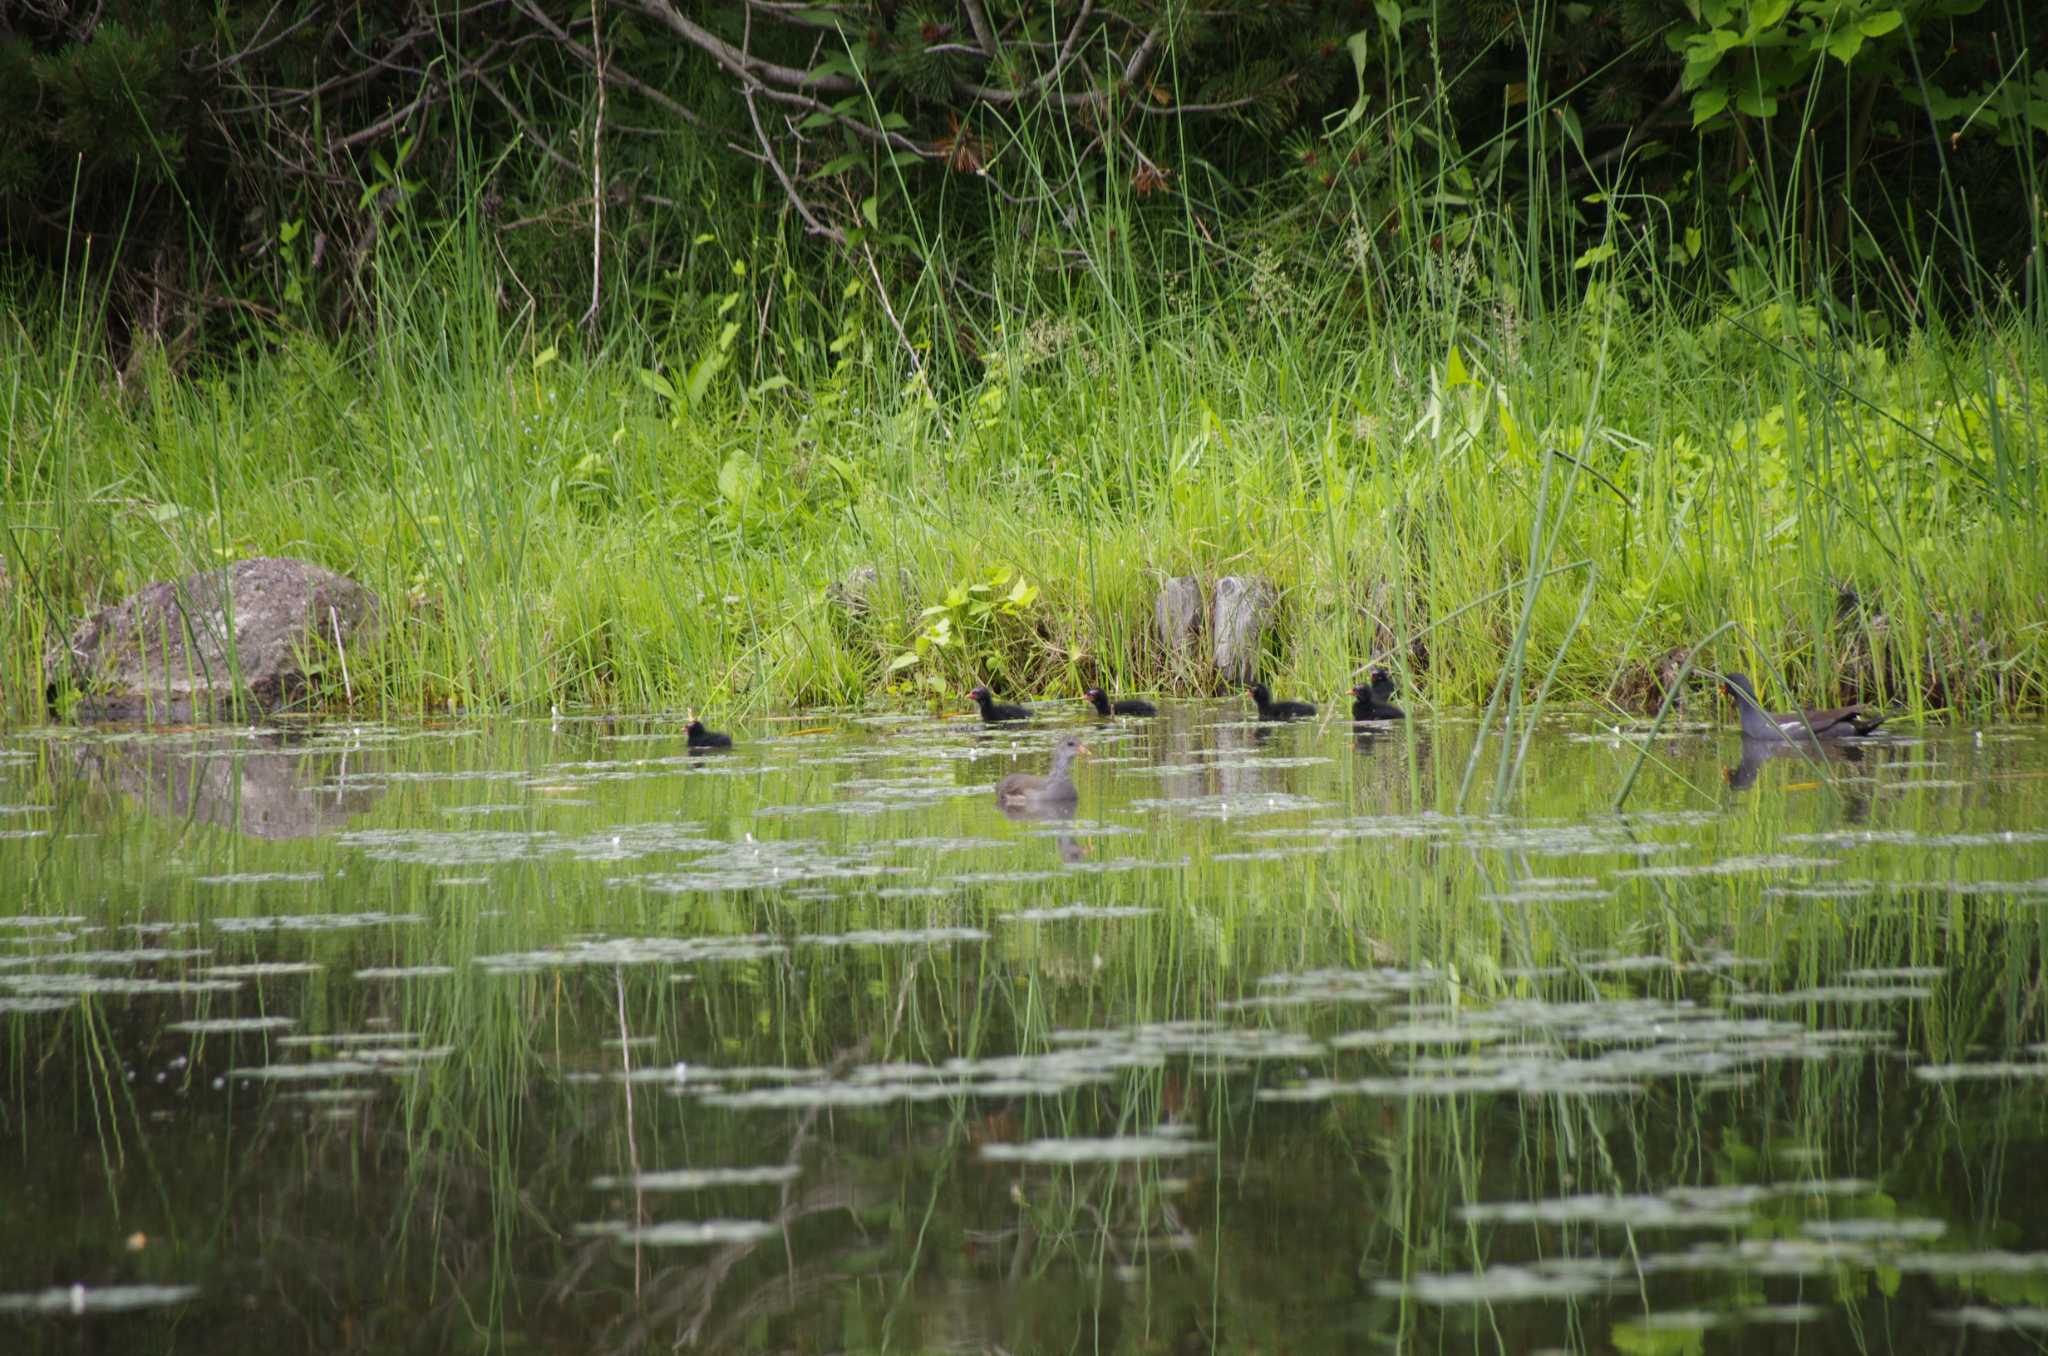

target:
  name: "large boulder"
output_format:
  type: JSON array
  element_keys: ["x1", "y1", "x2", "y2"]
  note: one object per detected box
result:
[{"x1": 46, "y1": 557, "x2": 379, "y2": 718}]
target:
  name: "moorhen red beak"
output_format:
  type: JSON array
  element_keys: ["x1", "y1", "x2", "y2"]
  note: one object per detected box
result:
[
  {"x1": 1720, "y1": 672, "x2": 1886, "y2": 740},
  {"x1": 1350, "y1": 667, "x2": 1406, "y2": 721}
]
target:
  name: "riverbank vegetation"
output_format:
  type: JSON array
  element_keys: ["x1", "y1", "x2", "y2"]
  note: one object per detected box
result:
[{"x1": 3, "y1": 1, "x2": 2043, "y2": 719}]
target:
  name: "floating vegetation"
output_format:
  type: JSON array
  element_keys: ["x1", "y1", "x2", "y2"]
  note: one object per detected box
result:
[
  {"x1": 0, "y1": 1284, "x2": 200, "y2": 1314},
  {"x1": 1913, "y1": 1061, "x2": 2048, "y2": 1082},
  {"x1": 1126, "y1": 793, "x2": 1331, "y2": 819},
  {"x1": 1220, "y1": 968, "x2": 1441, "y2": 1010},
  {"x1": 1617, "y1": 855, "x2": 1841, "y2": 878},
  {"x1": 39, "y1": 948, "x2": 213, "y2": 965},
  {"x1": 236, "y1": 1060, "x2": 379, "y2": 1081},
  {"x1": 0, "y1": 996, "x2": 70, "y2": 1014},
  {"x1": 579, "y1": 1219, "x2": 779, "y2": 1246},
  {"x1": 200, "y1": 962, "x2": 325, "y2": 978},
  {"x1": 623, "y1": 838, "x2": 904, "y2": 893},
  {"x1": 1728, "y1": 986, "x2": 1934, "y2": 1007},
  {"x1": 167, "y1": 1016, "x2": 296, "y2": 1034},
  {"x1": 475, "y1": 936, "x2": 785, "y2": 973},
  {"x1": 1459, "y1": 1180, "x2": 1873, "y2": 1229},
  {"x1": 276, "y1": 1031, "x2": 421, "y2": 1048},
  {"x1": 980, "y1": 1135, "x2": 1211, "y2": 1163},
  {"x1": 354, "y1": 965, "x2": 457, "y2": 979},
  {"x1": 6, "y1": 975, "x2": 240, "y2": 997},
  {"x1": 191, "y1": 872, "x2": 324, "y2": 885},
  {"x1": 212, "y1": 913, "x2": 423, "y2": 932},
  {"x1": 798, "y1": 928, "x2": 990, "y2": 947},
  {"x1": 590, "y1": 1166, "x2": 800, "y2": 1191},
  {"x1": 1374, "y1": 1263, "x2": 1618, "y2": 1303}
]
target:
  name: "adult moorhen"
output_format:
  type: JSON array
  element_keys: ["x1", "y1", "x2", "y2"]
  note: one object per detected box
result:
[
  {"x1": 1084, "y1": 687, "x2": 1157, "y2": 717},
  {"x1": 1247, "y1": 682, "x2": 1317, "y2": 721},
  {"x1": 967, "y1": 685, "x2": 1031, "y2": 722},
  {"x1": 685, "y1": 714, "x2": 733, "y2": 750},
  {"x1": 1721, "y1": 672, "x2": 1886, "y2": 740},
  {"x1": 1351, "y1": 668, "x2": 1406, "y2": 721},
  {"x1": 993, "y1": 734, "x2": 1087, "y2": 810}
]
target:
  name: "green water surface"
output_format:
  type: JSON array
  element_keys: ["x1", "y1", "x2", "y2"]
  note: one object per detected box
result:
[{"x1": 4, "y1": 705, "x2": 2048, "y2": 1354}]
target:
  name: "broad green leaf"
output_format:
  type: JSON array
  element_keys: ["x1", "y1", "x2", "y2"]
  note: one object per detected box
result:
[
  {"x1": 1691, "y1": 88, "x2": 1730, "y2": 125},
  {"x1": 636, "y1": 367, "x2": 678, "y2": 402},
  {"x1": 1575, "y1": 241, "x2": 1618, "y2": 269},
  {"x1": 1858, "y1": 9, "x2": 1904, "y2": 35},
  {"x1": 1735, "y1": 88, "x2": 1779, "y2": 117},
  {"x1": 1825, "y1": 30, "x2": 1866, "y2": 62},
  {"x1": 716, "y1": 453, "x2": 761, "y2": 508},
  {"x1": 888, "y1": 651, "x2": 922, "y2": 673}
]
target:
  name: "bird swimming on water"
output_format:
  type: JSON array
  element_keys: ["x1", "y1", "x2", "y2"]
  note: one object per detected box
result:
[
  {"x1": 685, "y1": 713, "x2": 733, "y2": 750},
  {"x1": 1247, "y1": 682, "x2": 1316, "y2": 721},
  {"x1": 967, "y1": 685, "x2": 1031, "y2": 722},
  {"x1": 993, "y1": 734, "x2": 1087, "y2": 811},
  {"x1": 1720, "y1": 672, "x2": 1886, "y2": 741},
  {"x1": 1351, "y1": 668, "x2": 1406, "y2": 721},
  {"x1": 1084, "y1": 687, "x2": 1157, "y2": 717}
]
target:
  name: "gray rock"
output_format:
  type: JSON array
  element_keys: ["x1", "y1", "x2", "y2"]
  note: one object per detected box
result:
[
  {"x1": 1211, "y1": 576, "x2": 1277, "y2": 684},
  {"x1": 46, "y1": 557, "x2": 379, "y2": 717},
  {"x1": 1154, "y1": 577, "x2": 1203, "y2": 659},
  {"x1": 826, "y1": 565, "x2": 913, "y2": 623}
]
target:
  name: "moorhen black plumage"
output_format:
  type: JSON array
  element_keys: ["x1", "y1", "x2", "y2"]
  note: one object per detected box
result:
[
  {"x1": 1351, "y1": 668, "x2": 1406, "y2": 721},
  {"x1": 993, "y1": 734, "x2": 1086, "y2": 810},
  {"x1": 1246, "y1": 682, "x2": 1317, "y2": 721},
  {"x1": 685, "y1": 715, "x2": 733, "y2": 750},
  {"x1": 1084, "y1": 687, "x2": 1157, "y2": 717},
  {"x1": 1721, "y1": 672, "x2": 1886, "y2": 740},
  {"x1": 967, "y1": 685, "x2": 1031, "y2": 722}
]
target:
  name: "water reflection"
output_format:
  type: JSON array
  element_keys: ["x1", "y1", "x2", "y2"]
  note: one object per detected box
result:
[{"x1": 1, "y1": 708, "x2": 2046, "y2": 1352}]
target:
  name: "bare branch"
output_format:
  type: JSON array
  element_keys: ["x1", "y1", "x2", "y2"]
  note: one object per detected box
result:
[
  {"x1": 511, "y1": 0, "x2": 722, "y2": 135},
  {"x1": 629, "y1": 0, "x2": 860, "y2": 93},
  {"x1": 958, "y1": 0, "x2": 999, "y2": 56}
]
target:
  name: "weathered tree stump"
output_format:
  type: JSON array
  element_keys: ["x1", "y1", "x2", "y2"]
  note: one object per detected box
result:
[
  {"x1": 1210, "y1": 576, "x2": 1277, "y2": 684},
  {"x1": 1154, "y1": 576, "x2": 1203, "y2": 660}
]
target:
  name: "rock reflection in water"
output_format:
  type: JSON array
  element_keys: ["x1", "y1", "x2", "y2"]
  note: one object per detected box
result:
[{"x1": 59, "y1": 726, "x2": 384, "y2": 839}]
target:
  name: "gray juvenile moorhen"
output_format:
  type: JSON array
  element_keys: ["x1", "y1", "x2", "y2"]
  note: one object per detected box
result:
[
  {"x1": 994, "y1": 734, "x2": 1087, "y2": 810},
  {"x1": 1351, "y1": 668, "x2": 1406, "y2": 721},
  {"x1": 1721, "y1": 672, "x2": 1886, "y2": 740},
  {"x1": 1084, "y1": 687, "x2": 1157, "y2": 717},
  {"x1": 685, "y1": 714, "x2": 733, "y2": 750},
  {"x1": 967, "y1": 685, "x2": 1031, "y2": 722},
  {"x1": 1247, "y1": 682, "x2": 1317, "y2": 721}
]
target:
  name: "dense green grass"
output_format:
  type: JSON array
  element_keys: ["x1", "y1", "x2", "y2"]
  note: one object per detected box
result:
[{"x1": 4, "y1": 221, "x2": 2043, "y2": 722}]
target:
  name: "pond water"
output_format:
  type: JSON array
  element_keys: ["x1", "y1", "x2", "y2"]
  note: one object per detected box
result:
[{"x1": 3, "y1": 703, "x2": 2048, "y2": 1353}]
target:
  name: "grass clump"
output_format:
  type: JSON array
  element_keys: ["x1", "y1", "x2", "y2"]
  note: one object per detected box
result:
[{"x1": 3, "y1": 218, "x2": 2043, "y2": 723}]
